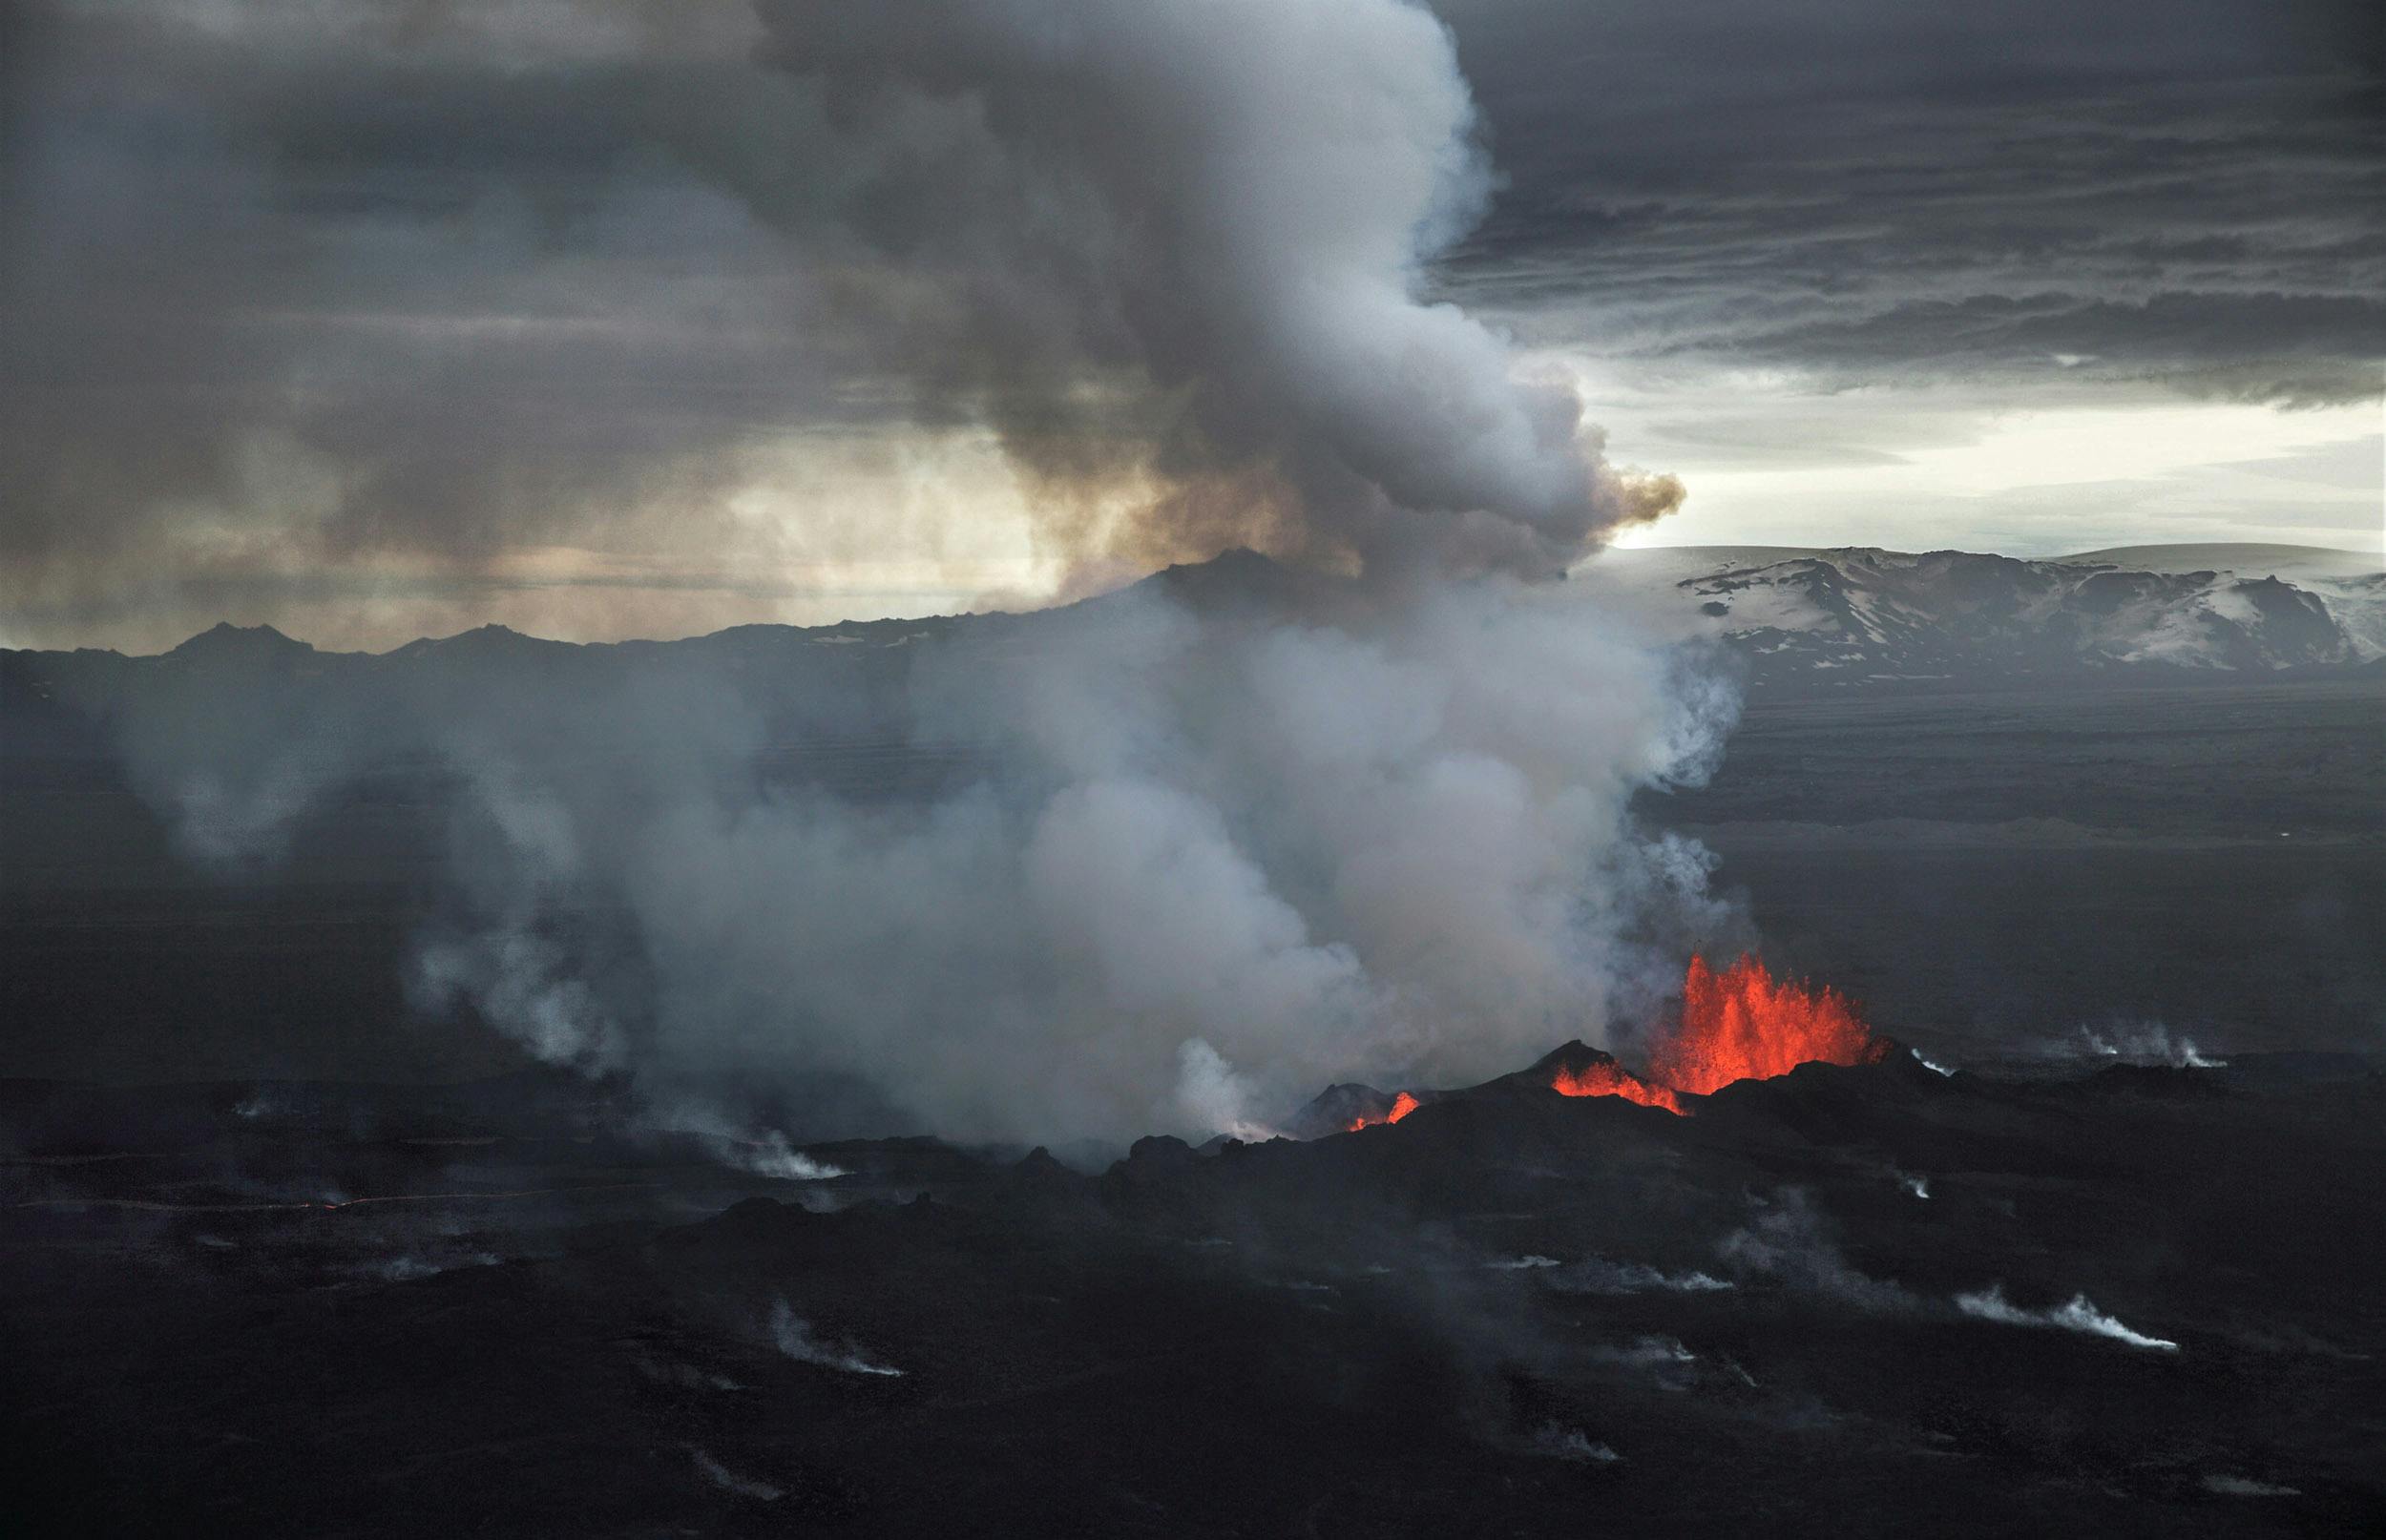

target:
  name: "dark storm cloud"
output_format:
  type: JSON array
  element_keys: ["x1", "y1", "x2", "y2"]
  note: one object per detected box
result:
[
  {"x1": 1724, "y1": 291, "x2": 2383, "y2": 402},
  {"x1": 3, "y1": 0, "x2": 2376, "y2": 641},
  {"x1": 1432, "y1": 0, "x2": 2385, "y2": 404},
  {"x1": 0, "y1": 5, "x2": 869, "y2": 589},
  {"x1": 2, "y1": 0, "x2": 1689, "y2": 640}
]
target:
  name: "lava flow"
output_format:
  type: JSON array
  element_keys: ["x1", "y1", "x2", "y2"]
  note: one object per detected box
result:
[
  {"x1": 1549, "y1": 1060, "x2": 1685, "y2": 1115},
  {"x1": 1347, "y1": 1092, "x2": 1421, "y2": 1132},
  {"x1": 1647, "y1": 953, "x2": 1886, "y2": 1096}
]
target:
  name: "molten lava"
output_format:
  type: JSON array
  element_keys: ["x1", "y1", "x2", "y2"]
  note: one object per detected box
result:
[
  {"x1": 1647, "y1": 953, "x2": 1884, "y2": 1095},
  {"x1": 1319, "y1": 954, "x2": 1880, "y2": 1137},
  {"x1": 1346, "y1": 1091, "x2": 1422, "y2": 1133},
  {"x1": 1549, "y1": 1061, "x2": 1685, "y2": 1115}
]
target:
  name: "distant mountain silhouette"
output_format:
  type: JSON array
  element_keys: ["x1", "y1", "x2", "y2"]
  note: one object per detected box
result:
[
  {"x1": 163, "y1": 621, "x2": 319, "y2": 669},
  {"x1": 10, "y1": 546, "x2": 2381, "y2": 697}
]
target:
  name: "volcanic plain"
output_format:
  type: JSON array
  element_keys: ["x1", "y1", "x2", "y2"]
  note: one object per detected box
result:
[{"x1": 4, "y1": 573, "x2": 2381, "y2": 1534}]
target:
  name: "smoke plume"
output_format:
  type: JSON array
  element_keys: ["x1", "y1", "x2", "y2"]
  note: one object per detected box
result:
[
  {"x1": 25, "y1": 0, "x2": 1739, "y2": 1146},
  {"x1": 3, "y1": 0, "x2": 1681, "y2": 646},
  {"x1": 1954, "y1": 1285, "x2": 2181, "y2": 1351},
  {"x1": 1718, "y1": 1190, "x2": 1916, "y2": 1313},
  {"x1": 85, "y1": 568, "x2": 1734, "y2": 1144},
  {"x1": 741, "y1": 0, "x2": 1683, "y2": 575},
  {"x1": 770, "y1": 1298, "x2": 904, "y2": 1377}
]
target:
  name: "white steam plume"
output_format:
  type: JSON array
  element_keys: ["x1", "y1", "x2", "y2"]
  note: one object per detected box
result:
[
  {"x1": 110, "y1": 576, "x2": 1736, "y2": 1145},
  {"x1": 1954, "y1": 1285, "x2": 2180, "y2": 1351},
  {"x1": 608, "y1": 581, "x2": 1733, "y2": 1140},
  {"x1": 1718, "y1": 1190, "x2": 1914, "y2": 1312},
  {"x1": 769, "y1": 1299, "x2": 905, "y2": 1377},
  {"x1": 1547, "y1": 1258, "x2": 1735, "y2": 1295},
  {"x1": 689, "y1": 1447, "x2": 785, "y2": 1503},
  {"x1": 2073, "y1": 1021, "x2": 2224, "y2": 1069},
  {"x1": 78, "y1": 0, "x2": 1738, "y2": 1147}
]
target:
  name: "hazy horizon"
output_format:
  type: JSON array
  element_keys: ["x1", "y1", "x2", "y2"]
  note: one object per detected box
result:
[{"x1": 7, "y1": 536, "x2": 2378, "y2": 657}]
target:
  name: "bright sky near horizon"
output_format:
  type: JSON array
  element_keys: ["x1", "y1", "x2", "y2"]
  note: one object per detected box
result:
[{"x1": 1601, "y1": 392, "x2": 2382, "y2": 559}]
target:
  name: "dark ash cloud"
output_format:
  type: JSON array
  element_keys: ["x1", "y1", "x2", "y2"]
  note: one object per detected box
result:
[
  {"x1": 1, "y1": 3, "x2": 1746, "y2": 1138},
  {"x1": 2, "y1": 0, "x2": 2376, "y2": 647},
  {"x1": 1, "y1": 0, "x2": 1683, "y2": 648},
  {"x1": 1433, "y1": 0, "x2": 2384, "y2": 405}
]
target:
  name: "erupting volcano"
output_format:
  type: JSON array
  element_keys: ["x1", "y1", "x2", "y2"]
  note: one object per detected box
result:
[
  {"x1": 1538, "y1": 954, "x2": 1881, "y2": 1112},
  {"x1": 1312, "y1": 954, "x2": 1887, "y2": 1132},
  {"x1": 1648, "y1": 954, "x2": 1887, "y2": 1095}
]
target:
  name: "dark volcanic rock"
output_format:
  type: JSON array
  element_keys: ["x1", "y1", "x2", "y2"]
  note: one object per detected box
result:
[
  {"x1": 5, "y1": 1053, "x2": 2385, "y2": 1534},
  {"x1": 1287, "y1": 1080, "x2": 1418, "y2": 1139}
]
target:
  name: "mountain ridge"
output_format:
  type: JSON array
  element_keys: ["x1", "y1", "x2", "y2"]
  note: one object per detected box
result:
[
  {"x1": 1591, "y1": 544, "x2": 2381, "y2": 685},
  {"x1": 9, "y1": 543, "x2": 2382, "y2": 690}
]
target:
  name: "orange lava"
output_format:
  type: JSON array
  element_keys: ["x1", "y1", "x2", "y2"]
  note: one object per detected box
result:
[
  {"x1": 1549, "y1": 1061, "x2": 1685, "y2": 1115},
  {"x1": 1324, "y1": 955, "x2": 1878, "y2": 1136},
  {"x1": 1647, "y1": 953, "x2": 1883, "y2": 1095},
  {"x1": 1346, "y1": 1091, "x2": 1422, "y2": 1132}
]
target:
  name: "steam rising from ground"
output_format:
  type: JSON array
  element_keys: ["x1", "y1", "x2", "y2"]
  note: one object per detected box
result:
[
  {"x1": 769, "y1": 1298, "x2": 904, "y2": 1377},
  {"x1": 1955, "y1": 1285, "x2": 2180, "y2": 1351},
  {"x1": 1720, "y1": 1191, "x2": 1913, "y2": 1313},
  {"x1": 2202, "y1": 1474, "x2": 2300, "y2": 1498},
  {"x1": 690, "y1": 1447, "x2": 785, "y2": 1503},
  {"x1": 1531, "y1": 1426, "x2": 1622, "y2": 1464},
  {"x1": 1549, "y1": 1259, "x2": 1734, "y2": 1296},
  {"x1": 1726, "y1": 1192, "x2": 2182, "y2": 1352},
  {"x1": 2073, "y1": 1021, "x2": 2224, "y2": 1069},
  {"x1": 434, "y1": 579, "x2": 1733, "y2": 1140},
  {"x1": 641, "y1": 1098, "x2": 848, "y2": 1180},
  {"x1": 106, "y1": 573, "x2": 1734, "y2": 1144}
]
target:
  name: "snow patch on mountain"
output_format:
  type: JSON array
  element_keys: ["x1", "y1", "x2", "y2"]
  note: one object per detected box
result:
[{"x1": 1590, "y1": 545, "x2": 2378, "y2": 686}]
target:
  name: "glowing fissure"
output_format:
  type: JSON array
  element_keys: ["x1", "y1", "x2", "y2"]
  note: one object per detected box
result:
[
  {"x1": 1346, "y1": 1091, "x2": 1422, "y2": 1132},
  {"x1": 1549, "y1": 1060, "x2": 1685, "y2": 1115}
]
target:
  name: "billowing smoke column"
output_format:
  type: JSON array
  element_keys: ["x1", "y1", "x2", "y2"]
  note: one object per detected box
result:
[
  {"x1": 92, "y1": 0, "x2": 1738, "y2": 1144},
  {"x1": 383, "y1": 578, "x2": 1738, "y2": 1142},
  {"x1": 746, "y1": 0, "x2": 1682, "y2": 574}
]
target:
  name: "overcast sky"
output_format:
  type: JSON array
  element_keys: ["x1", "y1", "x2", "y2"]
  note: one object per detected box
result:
[{"x1": 3, "y1": 0, "x2": 2379, "y2": 651}]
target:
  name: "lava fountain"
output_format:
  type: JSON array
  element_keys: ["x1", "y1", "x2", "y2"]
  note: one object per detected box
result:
[
  {"x1": 1647, "y1": 953, "x2": 1886, "y2": 1096},
  {"x1": 1347, "y1": 1091, "x2": 1422, "y2": 1132},
  {"x1": 1313, "y1": 954, "x2": 1884, "y2": 1136}
]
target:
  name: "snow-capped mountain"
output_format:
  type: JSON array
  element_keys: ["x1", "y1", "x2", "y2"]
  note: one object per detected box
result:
[{"x1": 1592, "y1": 544, "x2": 2382, "y2": 688}]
